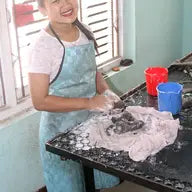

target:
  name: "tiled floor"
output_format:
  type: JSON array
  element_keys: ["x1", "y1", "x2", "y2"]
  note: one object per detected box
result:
[{"x1": 104, "y1": 181, "x2": 156, "y2": 192}]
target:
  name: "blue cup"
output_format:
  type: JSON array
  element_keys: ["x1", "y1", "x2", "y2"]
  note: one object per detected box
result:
[{"x1": 156, "y1": 82, "x2": 183, "y2": 115}]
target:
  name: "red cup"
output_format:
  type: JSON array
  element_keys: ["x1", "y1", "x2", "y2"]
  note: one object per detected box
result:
[{"x1": 144, "y1": 67, "x2": 168, "y2": 96}]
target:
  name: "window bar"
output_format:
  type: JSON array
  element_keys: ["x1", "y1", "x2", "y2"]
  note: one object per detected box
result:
[
  {"x1": 12, "y1": 0, "x2": 25, "y2": 98},
  {"x1": 96, "y1": 50, "x2": 108, "y2": 57},
  {"x1": 0, "y1": 59, "x2": 6, "y2": 106},
  {"x1": 88, "y1": 18, "x2": 108, "y2": 26},
  {"x1": 97, "y1": 43, "x2": 108, "y2": 48},
  {"x1": 93, "y1": 27, "x2": 108, "y2": 34},
  {"x1": 79, "y1": 0, "x2": 83, "y2": 21},
  {"x1": 116, "y1": 0, "x2": 120, "y2": 56},
  {"x1": 111, "y1": 0, "x2": 114, "y2": 58},
  {"x1": 88, "y1": 10, "x2": 108, "y2": 18},
  {"x1": 96, "y1": 35, "x2": 108, "y2": 41},
  {"x1": 87, "y1": 2, "x2": 107, "y2": 9},
  {"x1": 26, "y1": 29, "x2": 41, "y2": 36}
]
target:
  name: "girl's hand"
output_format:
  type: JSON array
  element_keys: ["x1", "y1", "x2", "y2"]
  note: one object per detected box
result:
[
  {"x1": 87, "y1": 95, "x2": 114, "y2": 112},
  {"x1": 102, "y1": 89, "x2": 120, "y2": 103}
]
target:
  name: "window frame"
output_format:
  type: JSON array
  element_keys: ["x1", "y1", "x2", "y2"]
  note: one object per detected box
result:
[
  {"x1": 0, "y1": 0, "x2": 124, "y2": 122},
  {"x1": 98, "y1": 0, "x2": 124, "y2": 73}
]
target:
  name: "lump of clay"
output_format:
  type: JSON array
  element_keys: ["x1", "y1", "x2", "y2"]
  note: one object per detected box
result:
[
  {"x1": 106, "y1": 111, "x2": 145, "y2": 136},
  {"x1": 113, "y1": 100, "x2": 126, "y2": 109},
  {"x1": 182, "y1": 96, "x2": 192, "y2": 109}
]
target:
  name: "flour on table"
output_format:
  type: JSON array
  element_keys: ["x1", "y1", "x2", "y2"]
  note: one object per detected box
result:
[{"x1": 71, "y1": 106, "x2": 180, "y2": 162}]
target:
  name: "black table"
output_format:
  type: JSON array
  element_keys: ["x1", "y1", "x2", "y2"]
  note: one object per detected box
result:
[{"x1": 46, "y1": 66, "x2": 192, "y2": 192}]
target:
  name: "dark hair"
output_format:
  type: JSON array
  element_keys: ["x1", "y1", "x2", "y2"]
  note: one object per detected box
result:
[{"x1": 73, "y1": 19, "x2": 98, "y2": 51}]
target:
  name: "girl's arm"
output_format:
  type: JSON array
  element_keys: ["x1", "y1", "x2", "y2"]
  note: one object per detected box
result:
[
  {"x1": 96, "y1": 71, "x2": 120, "y2": 101},
  {"x1": 96, "y1": 71, "x2": 109, "y2": 94},
  {"x1": 28, "y1": 73, "x2": 112, "y2": 112}
]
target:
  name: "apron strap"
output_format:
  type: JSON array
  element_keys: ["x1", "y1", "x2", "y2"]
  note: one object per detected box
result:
[
  {"x1": 49, "y1": 23, "x2": 65, "y2": 48},
  {"x1": 48, "y1": 23, "x2": 65, "y2": 85}
]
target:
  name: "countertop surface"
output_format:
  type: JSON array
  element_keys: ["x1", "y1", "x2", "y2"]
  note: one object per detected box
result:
[{"x1": 46, "y1": 66, "x2": 192, "y2": 192}]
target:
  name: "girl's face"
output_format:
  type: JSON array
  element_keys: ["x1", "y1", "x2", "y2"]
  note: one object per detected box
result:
[{"x1": 42, "y1": 0, "x2": 78, "y2": 24}]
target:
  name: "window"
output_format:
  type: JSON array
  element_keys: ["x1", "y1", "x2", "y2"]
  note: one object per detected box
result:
[
  {"x1": 0, "y1": 0, "x2": 123, "y2": 121},
  {"x1": 80, "y1": 0, "x2": 120, "y2": 66}
]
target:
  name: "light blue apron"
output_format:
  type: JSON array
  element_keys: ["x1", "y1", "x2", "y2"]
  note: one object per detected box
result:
[{"x1": 39, "y1": 41, "x2": 120, "y2": 192}]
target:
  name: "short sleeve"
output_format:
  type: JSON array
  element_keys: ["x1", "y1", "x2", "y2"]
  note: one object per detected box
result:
[{"x1": 27, "y1": 42, "x2": 52, "y2": 75}]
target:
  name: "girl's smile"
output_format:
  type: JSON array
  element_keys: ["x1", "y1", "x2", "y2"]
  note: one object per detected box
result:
[
  {"x1": 41, "y1": 0, "x2": 78, "y2": 24},
  {"x1": 61, "y1": 9, "x2": 73, "y2": 17}
]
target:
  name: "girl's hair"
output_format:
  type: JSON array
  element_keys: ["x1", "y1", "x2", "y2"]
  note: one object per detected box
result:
[
  {"x1": 73, "y1": 19, "x2": 98, "y2": 51},
  {"x1": 36, "y1": 0, "x2": 98, "y2": 51}
]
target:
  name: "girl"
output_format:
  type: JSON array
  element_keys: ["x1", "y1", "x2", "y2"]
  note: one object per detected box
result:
[{"x1": 28, "y1": 0, "x2": 120, "y2": 191}]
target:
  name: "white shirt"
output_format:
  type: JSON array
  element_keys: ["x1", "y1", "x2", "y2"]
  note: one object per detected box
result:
[{"x1": 28, "y1": 28, "x2": 90, "y2": 82}]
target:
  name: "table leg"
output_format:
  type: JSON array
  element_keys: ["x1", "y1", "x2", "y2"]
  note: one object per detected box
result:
[{"x1": 83, "y1": 165, "x2": 96, "y2": 192}]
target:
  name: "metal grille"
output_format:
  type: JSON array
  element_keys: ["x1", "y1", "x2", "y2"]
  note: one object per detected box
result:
[
  {"x1": 80, "y1": 0, "x2": 119, "y2": 66},
  {"x1": 9, "y1": 0, "x2": 48, "y2": 101}
]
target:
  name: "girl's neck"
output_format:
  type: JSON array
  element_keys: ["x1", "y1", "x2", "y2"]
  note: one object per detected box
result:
[
  {"x1": 47, "y1": 22, "x2": 79, "y2": 42},
  {"x1": 50, "y1": 22, "x2": 74, "y2": 34}
]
